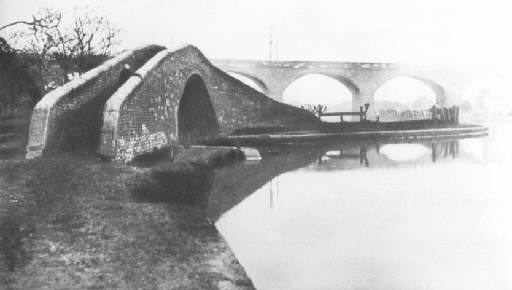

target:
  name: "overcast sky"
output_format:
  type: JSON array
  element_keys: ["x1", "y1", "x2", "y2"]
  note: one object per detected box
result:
[{"x1": 1, "y1": 0, "x2": 510, "y2": 67}]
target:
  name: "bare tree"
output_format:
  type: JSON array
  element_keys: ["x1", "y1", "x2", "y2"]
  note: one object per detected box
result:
[
  {"x1": 62, "y1": 9, "x2": 121, "y2": 71},
  {"x1": 0, "y1": 8, "x2": 61, "y2": 32},
  {"x1": 1, "y1": 8, "x2": 121, "y2": 72},
  {"x1": 1, "y1": 9, "x2": 63, "y2": 61}
]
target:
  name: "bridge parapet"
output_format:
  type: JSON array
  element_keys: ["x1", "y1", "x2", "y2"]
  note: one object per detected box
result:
[
  {"x1": 212, "y1": 59, "x2": 406, "y2": 70},
  {"x1": 26, "y1": 44, "x2": 320, "y2": 161},
  {"x1": 26, "y1": 44, "x2": 165, "y2": 159},
  {"x1": 98, "y1": 45, "x2": 320, "y2": 162}
]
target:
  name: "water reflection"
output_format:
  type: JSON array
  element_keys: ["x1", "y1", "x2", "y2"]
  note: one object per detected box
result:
[
  {"x1": 318, "y1": 146, "x2": 369, "y2": 167},
  {"x1": 310, "y1": 140, "x2": 461, "y2": 172},
  {"x1": 205, "y1": 138, "x2": 479, "y2": 222},
  {"x1": 380, "y1": 144, "x2": 430, "y2": 162},
  {"x1": 208, "y1": 132, "x2": 512, "y2": 290},
  {"x1": 431, "y1": 141, "x2": 459, "y2": 162},
  {"x1": 206, "y1": 139, "x2": 474, "y2": 221},
  {"x1": 206, "y1": 147, "x2": 321, "y2": 221}
]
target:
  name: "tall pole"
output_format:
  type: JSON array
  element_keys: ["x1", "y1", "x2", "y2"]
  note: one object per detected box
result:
[
  {"x1": 269, "y1": 27, "x2": 273, "y2": 61},
  {"x1": 275, "y1": 37, "x2": 279, "y2": 61}
]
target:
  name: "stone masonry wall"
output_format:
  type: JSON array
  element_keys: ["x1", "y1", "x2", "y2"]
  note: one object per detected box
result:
[
  {"x1": 100, "y1": 45, "x2": 319, "y2": 161},
  {"x1": 26, "y1": 44, "x2": 164, "y2": 158}
]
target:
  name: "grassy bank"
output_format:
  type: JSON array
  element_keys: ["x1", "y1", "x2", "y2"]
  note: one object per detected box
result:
[
  {"x1": 0, "y1": 153, "x2": 254, "y2": 290},
  {"x1": 0, "y1": 109, "x2": 30, "y2": 160}
]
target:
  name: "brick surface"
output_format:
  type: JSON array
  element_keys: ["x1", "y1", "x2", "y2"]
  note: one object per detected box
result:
[
  {"x1": 27, "y1": 45, "x2": 319, "y2": 162},
  {"x1": 100, "y1": 45, "x2": 319, "y2": 162},
  {"x1": 26, "y1": 45, "x2": 164, "y2": 158}
]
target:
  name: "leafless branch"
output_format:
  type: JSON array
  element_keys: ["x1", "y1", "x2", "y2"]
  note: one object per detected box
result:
[{"x1": 2, "y1": 7, "x2": 121, "y2": 72}]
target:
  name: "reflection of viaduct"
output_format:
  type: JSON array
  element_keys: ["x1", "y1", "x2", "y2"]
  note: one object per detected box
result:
[
  {"x1": 206, "y1": 140, "x2": 461, "y2": 221},
  {"x1": 314, "y1": 140, "x2": 460, "y2": 170},
  {"x1": 212, "y1": 59, "x2": 487, "y2": 115}
]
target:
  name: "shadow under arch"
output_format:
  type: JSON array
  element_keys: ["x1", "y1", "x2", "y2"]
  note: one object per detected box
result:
[
  {"x1": 375, "y1": 75, "x2": 446, "y2": 107},
  {"x1": 282, "y1": 73, "x2": 360, "y2": 106},
  {"x1": 178, "y1": 74, "x2": 220, "y2": 147},
  {"x1": 226, "y1": 71, "x2": 270, "y2": 95}
]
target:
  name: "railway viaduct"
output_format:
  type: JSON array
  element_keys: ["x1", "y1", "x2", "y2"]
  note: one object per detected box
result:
[{"x1": 211, "y1": 59, "x2": 486, "y2": 116}]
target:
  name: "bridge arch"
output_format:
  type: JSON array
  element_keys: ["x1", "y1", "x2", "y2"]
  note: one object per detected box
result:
[
  {"x1": 413, "y1": 76, "x2": 446, "y2": 106},
  {"x1": 177, "y1": 74, "x2": 219, "y2": 147},
  {"x1": 226, "y1": 71, "x2": 269, "y2": 95},
  {"x1": 374, "y1": 75, "x2": 445, "y2": 110},
  {"x1": 282, "y1": 73, "x2": 360, "y2": 110}
]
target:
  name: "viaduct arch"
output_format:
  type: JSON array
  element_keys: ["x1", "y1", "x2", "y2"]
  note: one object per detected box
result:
[
  {"x1": 226, "y1": 71, "x2": 269, "y2": 95},
  {"x1": 373, "y1": 75, "x2": 445, "y2": 107},
  {"x1": 282, "y1": 73, "x2": 360, "y2": 106}
]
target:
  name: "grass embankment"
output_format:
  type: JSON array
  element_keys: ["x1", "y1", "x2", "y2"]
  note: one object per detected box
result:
[
  {"x1": 0, "y1": 110, "x2": 30, "y2": 159},
  {"x1": 0, "y1": 150, "x2": 253, "y2": 290}
]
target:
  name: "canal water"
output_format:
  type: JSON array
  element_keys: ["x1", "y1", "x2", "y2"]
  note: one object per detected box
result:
[{"x1": 208, "y1": 121, "x2": 512, "y2": 290}]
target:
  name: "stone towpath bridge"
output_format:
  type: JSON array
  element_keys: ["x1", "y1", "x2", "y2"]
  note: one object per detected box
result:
[
  {"x1": 26, "y1": 45, "x2": 319, "y2": 162},
  {"x1": 25, "y1": 44, "x2": 484, "y2": 162}
]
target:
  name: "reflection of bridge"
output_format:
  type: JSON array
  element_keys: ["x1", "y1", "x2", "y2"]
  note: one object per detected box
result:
[
  {"x1": 206, "y1": 148, "x2": 322, "y2": 221},
  {"x1": 212, "y1": 59, "x2": 490, "y2": 116}
]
